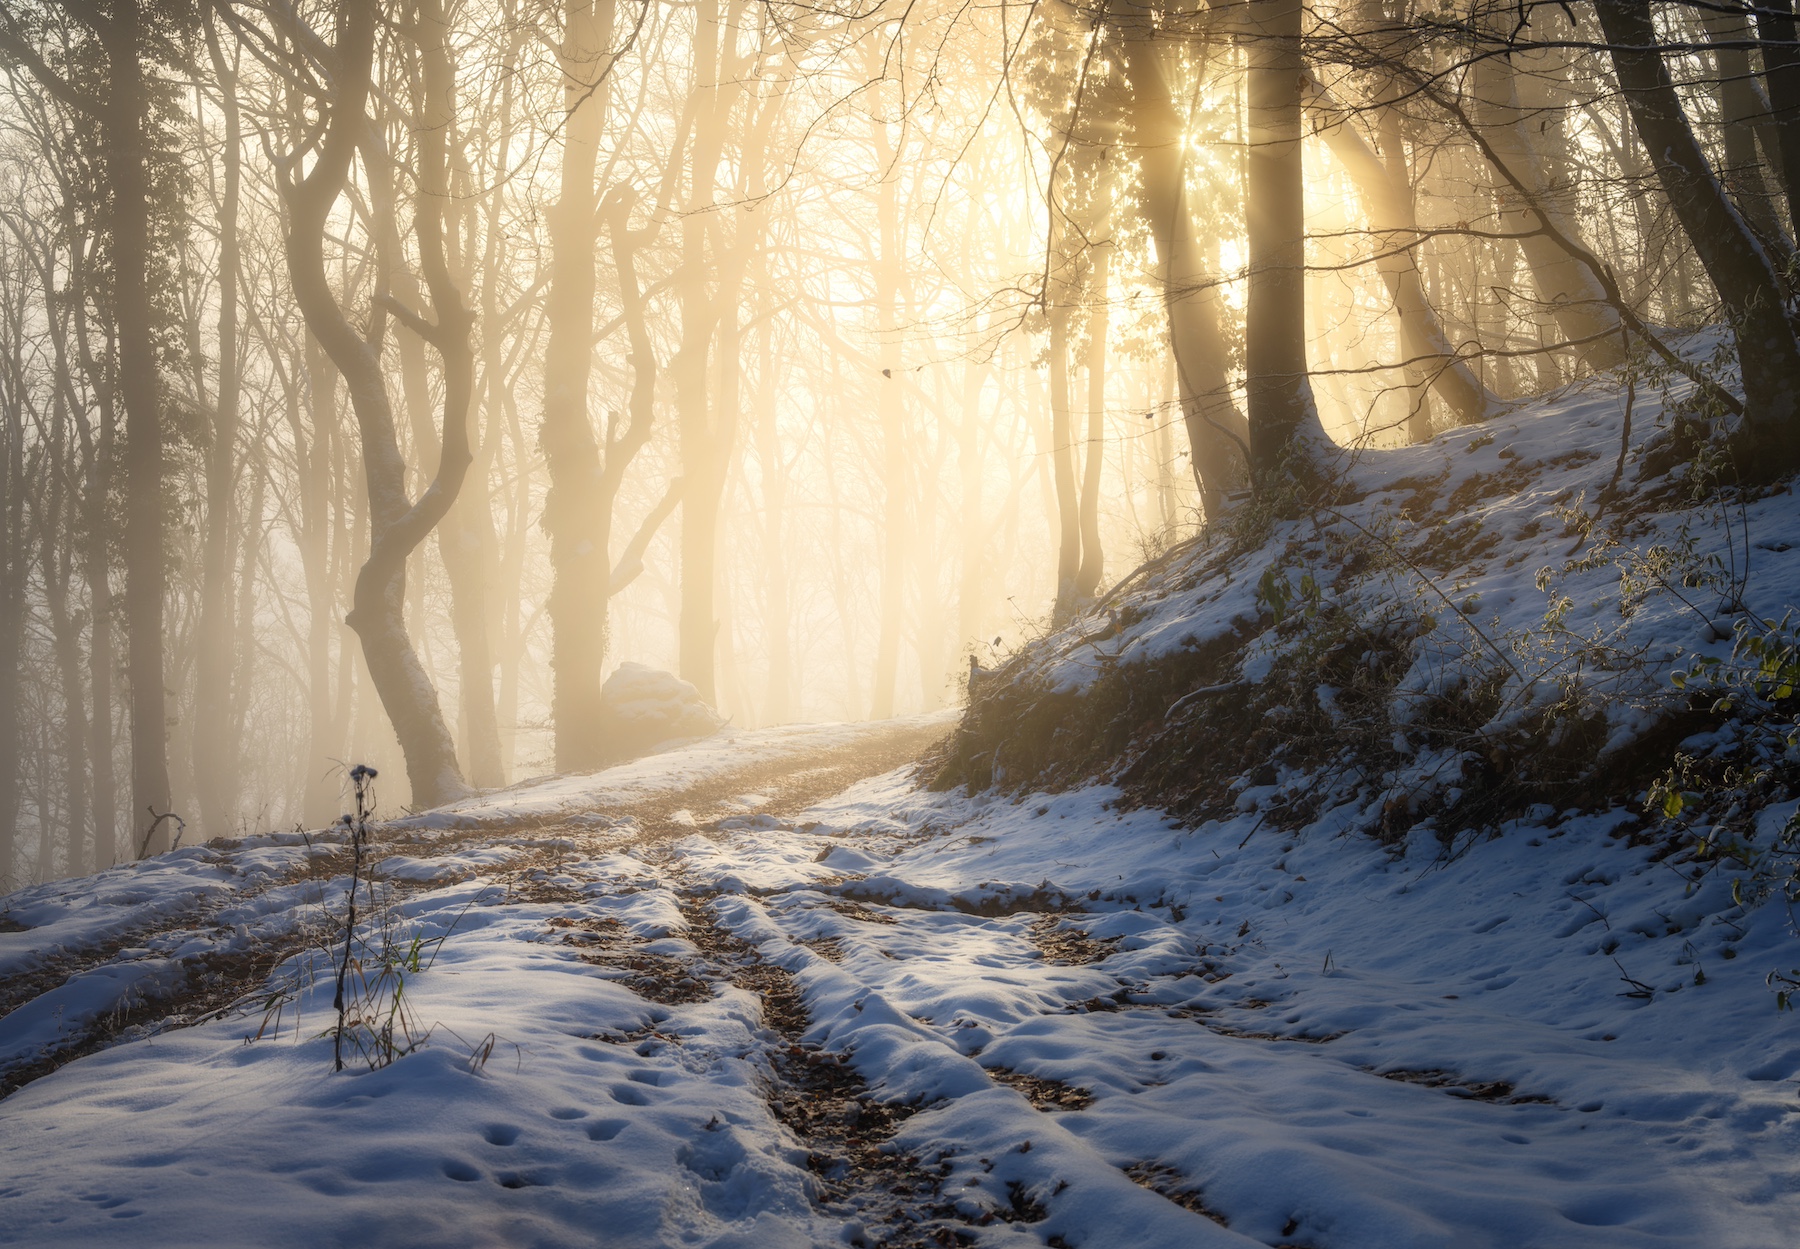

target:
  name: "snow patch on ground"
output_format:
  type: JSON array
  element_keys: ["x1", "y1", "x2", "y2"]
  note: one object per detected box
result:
[{"x1": 5, "y1": 746, "x2": 1797, "y2": 1246}]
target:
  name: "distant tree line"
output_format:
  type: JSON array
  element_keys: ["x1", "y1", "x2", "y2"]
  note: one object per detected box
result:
[{"x1": 0, "y1": 0, "x2": 1788, "y2": 881}]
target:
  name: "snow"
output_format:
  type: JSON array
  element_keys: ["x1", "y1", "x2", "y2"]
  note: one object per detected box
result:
[
  {"x1": 1033, "y1": 339, "x2": 1800, "y2": 779},
  {"x1": 598, "y1": 662, "x2": 728, "y2": 758},
  {"x1": 770, "y1": 775, "x2": 1800, "y2": 1247},
  {"x1": 395, "y1": 716, "x2": 950, "y2": 832},
  {"x1": 7, "y1": 746, "x2": 1800, "y2": 1245},
  {"x1": 6, "y1": 355, "x2": 1800, "y2": 1245}
]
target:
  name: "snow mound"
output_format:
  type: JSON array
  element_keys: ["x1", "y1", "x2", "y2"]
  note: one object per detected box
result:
[{"x1": 599, "y1": 662, "x2": 725, "y2": 760}]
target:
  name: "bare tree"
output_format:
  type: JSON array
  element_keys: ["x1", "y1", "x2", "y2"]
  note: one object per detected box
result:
[{"x1": 273, "y1": 0, "x2": 470, "y2": 808}]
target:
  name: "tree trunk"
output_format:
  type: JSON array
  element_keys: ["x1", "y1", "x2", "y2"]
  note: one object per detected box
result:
[
  {"x1": 70, "y1": 304, "x2": 117, "y2": 865},
  {"x1": 1073, "y1": 166, "x2": 1110, "y2": 603},
  {"x1": 1048, "y1": 298, "x2": 1082, "y2": 627},
  {"x1": 192, "y1": 16, "x2": 242, "y2": 839},
  {"x1": 871, "y1": 155, "x2": 908, "y2": 713},
  {"x1": 0, "y1": 312, "x2": 22, "y2": 884},
  {"x1": 1245, "y1": 0, "x2": 1318, "y2": 483},
  {"x1": 295, "y1": 334, "x2": 340, "y2": 826},
  {"x1": 957, "y1": 351, "x2": 991, "y2": 654},
  {"x1": 407, "y1": 0, "x2": 502, "y2": 791},
  {"x1": 279, "y1": 0, "x2": 469, "y2": 810},
  {"x1": 1123, "y1": 30, "x2": 1247, "y2": 516},
  {"x1": 1301, "y1": 73, "x2": 1494, "y2": 432},
  {"x1": 753, "y1": 308, "x2": 792, "y2": 724},
  {"x1": 1699, "y1": 5, "x2": 1792, "y2": 261},
  {"x1": 41, "y1": 398, "x2": 89, "y2": 876},
  {"x1": 1153, "y1": 352, "x2": 1177, "y2": 532},
  {"x1": 96, "y1": 6, "x2": 173, "y2": 855},
  {"x1": 1469, "y1": 48, "x2": 1625, "y2": 373},
  {"x1": 1755, "y1": 0, "x2": 1800, "y2": 243},
  {"x1": 676, "y1": 0, "x2": 723, "y2": 707},
  {"x1": 539, "y1": 0, "x2": 616, "y2": 771},
  {"x1": 1597, "y1": 0, "x2": 1800, "y2": 479}
]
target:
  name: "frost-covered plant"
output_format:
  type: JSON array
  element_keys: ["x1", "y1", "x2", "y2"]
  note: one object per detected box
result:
[{"x1": 1646, "y1": 616, "x2": 1800, "y2": 935}]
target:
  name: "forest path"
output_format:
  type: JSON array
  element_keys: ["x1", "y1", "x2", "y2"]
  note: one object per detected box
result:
[
  {"x1": 0, "y1": 716, "x2": 950, "y2": 1102},
  {"x1": 8, "y1": 708, "x2": 1782, "y2": 1249}
]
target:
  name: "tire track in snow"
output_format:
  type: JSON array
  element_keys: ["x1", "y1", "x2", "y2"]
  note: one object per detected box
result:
[{"x1": 0, "y1": 719, "x2": 948, "y2": 1104}]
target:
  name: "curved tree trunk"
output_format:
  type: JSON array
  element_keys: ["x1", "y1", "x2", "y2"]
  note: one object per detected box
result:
[
  {"x1": 279, "y1": 0, "x2": 470, "y2": 810},
  {"x1": 1597, "y1": 0, "x2": 1800, "y2": 480},
  {"x1": 1300, "y1": 72, "x2": 1495, "y2": 433}
]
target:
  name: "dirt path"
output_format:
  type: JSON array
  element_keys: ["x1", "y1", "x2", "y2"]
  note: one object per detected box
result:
[
  {"x1": 0, "y1": 719, "x2": 948, "y2": 1102},
  {"x1": 1, "y1": 717, "x2": 1236, "y2": 1245},
  {"x1": 0, "y1": 717, "x2": 1034, "y2": 1242},
  {"x1": 594, "y1": 717, "x2": 946, "y2": 841}
]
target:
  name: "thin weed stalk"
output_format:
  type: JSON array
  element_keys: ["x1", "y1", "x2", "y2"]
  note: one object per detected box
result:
[{"x1": 332, "y1": 764, "x2": 377, "y2": 1073}]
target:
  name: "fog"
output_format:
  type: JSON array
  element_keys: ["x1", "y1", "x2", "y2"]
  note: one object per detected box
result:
[{"x1": 0, "y1": 0, "x2": 1760, "y2": 876}]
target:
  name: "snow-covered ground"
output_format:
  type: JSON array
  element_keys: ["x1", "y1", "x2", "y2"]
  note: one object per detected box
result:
[
  {"x1": 4, "y1": 734, "x2": 1798, "y2": 1246},
  {"x1": 6, "y1": 358, "x2": 1800, "y2": 1248}
]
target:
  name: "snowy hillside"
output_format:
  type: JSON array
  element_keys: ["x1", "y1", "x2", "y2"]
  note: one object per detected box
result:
[{"x1": 5, "y1": 359, "x2": 1800, "y2": 1248}]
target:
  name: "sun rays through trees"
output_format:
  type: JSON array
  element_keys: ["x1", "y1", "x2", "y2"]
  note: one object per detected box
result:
[{"x1": 0, "y1": 0, "x2": 1794, "y2": 878}]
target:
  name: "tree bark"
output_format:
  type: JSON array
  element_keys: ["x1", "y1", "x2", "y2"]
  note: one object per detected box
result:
[
  {"x1": 1698, "y1": 5, "x2": 1791, "y2": 262},
  {"x1": 1245, "y1": 0, "x2": 1318, "y2": 483},
  {"x1": 279, "y1": 0, "x2": 469, "y2": 809},
  {"x1": 753, "y1": 304, "x2": 791, "y2": 724},
  {"x1": 40, "y1": 394, "x2": 89, "y2": 876},
  {"x1": 1122, "y1": 28, "x2": 1247, "y2": 516},
  {"x1": 415, "y1": 0, "x2": 495, "y2": 789},
  {"x1": 674, "y1": 0, "x2": 749, "y2": 710},
  {"x1": 871, "y1": 146, "x2": 908, "y2": 711},
  {"x1": 1755, "y1": 0, "x2": 1800, "y2": 243},
  {"x1": 69, "y1": 276, "x2": 117, "y2": 865},
  {"x1": 1048, "y1": 297, "x2": 1081, "y2": 627},
  {"x1": 68, "y1": 1, "x2": 174, "y2": 855},
  {"x1": 0, "y1": 293, "x2": 22, "y2": 884},
  {"x1": 957, "y1": 350, "x2": 991, "y2": 655},
  {"x1": 192, "y1": 13, "x2": 242, "y2": 839},
  {"x1": 539, "y1": 0, "x2": 616, "y2": 771},
  {"x1": 1596, "y1": 0, "x2": 1800, "y2": 479},
  {"x1": 1073, "y1": 164, "x2": 1110, "y2": 604},
  {"x1": 293, "y1": 332, "x2": 340, "y2": 826}
]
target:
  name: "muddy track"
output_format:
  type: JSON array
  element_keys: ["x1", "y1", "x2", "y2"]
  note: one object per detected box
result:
[
  {"x1": 603, "y1": 720, "x2": 947, "y2": 842},
  {"x1": 0, "y1": 722, "x2": 948, "y2": 1105},
  {"x1": 1, "y1": 718, "x2": 1315, "y2": 1242},
  {"x1": 670, "y1": 892, "x2": 991, "y2": 1248}
]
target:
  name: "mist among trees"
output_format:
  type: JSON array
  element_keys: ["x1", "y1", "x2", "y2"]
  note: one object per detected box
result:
[{"x1": 0, "y1": 0, "x2": 1789, "y2": 880}]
